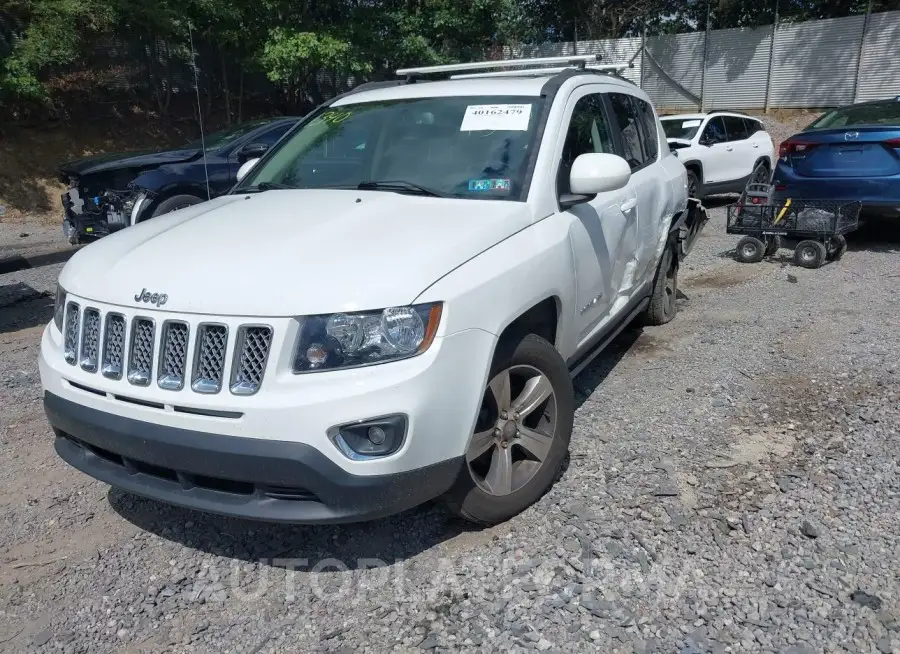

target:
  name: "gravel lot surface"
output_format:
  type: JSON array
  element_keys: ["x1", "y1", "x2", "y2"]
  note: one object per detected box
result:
[{"x1": 1, "y1": 201, "x2": 899, "y2": 654}]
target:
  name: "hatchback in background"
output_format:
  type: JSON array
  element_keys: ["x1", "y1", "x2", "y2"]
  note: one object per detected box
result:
[
  {"x1": 661, "y1": 111, "x2": 774, "y2": 200},
  {"x1": 773, "y1": 97, "x2": 900, "y2": 219}
]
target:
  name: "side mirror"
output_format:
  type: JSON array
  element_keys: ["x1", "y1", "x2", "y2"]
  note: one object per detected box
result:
[
  {"x1": 238, "y1": 142, "x2": 269, "y2": 163},
  {"x1": 570, "y1": 153, "x2": 631, "y2": 195},
  {"x1": 236, "y1": 158, "x2": 260, "y2": 183}
]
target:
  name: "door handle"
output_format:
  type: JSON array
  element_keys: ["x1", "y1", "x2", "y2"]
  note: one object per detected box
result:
[
  {"x1": 725, "y1": 146, "x2": 734, "y2": 152},
  {"x1": 752, "y1": 143, "x2": 760, "y2": 148},
  {"x1": 620, "y1": 198, "x2": 637, "y2": 212}
]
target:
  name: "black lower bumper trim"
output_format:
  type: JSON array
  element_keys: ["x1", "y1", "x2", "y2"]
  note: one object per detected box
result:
[{"x1": 44, "y1": 392, "x2": 462, "y2": 524}]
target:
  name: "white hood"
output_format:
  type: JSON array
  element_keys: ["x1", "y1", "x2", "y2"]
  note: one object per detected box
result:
[{"x1": 60, "y1": 190, "x2": 532, "y2": 316}]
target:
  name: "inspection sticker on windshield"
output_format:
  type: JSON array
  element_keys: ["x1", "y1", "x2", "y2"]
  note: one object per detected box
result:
[
  {"x1": 469, "y1": 178, "x2": 511, "y2": 192},
  {"x1": 460, "y1": 104, "x2": 532, "y2": 131},
  {"x1": 681, "y1": 119, "x2": 702, "y2": 128}
]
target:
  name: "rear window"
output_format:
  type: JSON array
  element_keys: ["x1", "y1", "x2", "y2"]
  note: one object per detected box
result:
[{"x1": 807, "y1": 102, "x2": 900, "y2": 129}]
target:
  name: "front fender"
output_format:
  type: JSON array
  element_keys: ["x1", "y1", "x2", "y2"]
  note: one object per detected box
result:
[{"x1": 413, "y1": 215, "x2": 577, "y2": 360}]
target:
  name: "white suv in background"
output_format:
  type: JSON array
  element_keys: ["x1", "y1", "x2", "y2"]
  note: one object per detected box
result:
[
  {"x1": 39, "y1": 56, "x2": 705, "y2": 527},
  {"x1": 660, "y1": 111, "x2": 774, "y2": 199}
]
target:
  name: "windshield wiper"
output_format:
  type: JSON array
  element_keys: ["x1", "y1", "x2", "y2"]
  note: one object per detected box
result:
[
  {"x1": 244, "y1": 181, "x2": 296, "y2": 193},
  {"x1": 357, "y1": 180, "x2": 447, "y2": 198}
]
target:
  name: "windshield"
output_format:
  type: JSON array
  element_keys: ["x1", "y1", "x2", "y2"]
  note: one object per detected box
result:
[
  {"x1": 235, "y1": 96, "x2": 545, "y2": 201},
  {"x1": 806, "y1": 102, "x2": 900, "y2": 130},
  {"x1": 184, "y1": 119, "x2": 273, "y2": 151},
  {"x1": 661, "y1": 117, "x2": 703, "y2": 140}
]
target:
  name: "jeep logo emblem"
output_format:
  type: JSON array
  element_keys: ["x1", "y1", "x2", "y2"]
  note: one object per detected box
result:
[{"x1": 134, "y1": 288, "x2": 168, "y2": 307}]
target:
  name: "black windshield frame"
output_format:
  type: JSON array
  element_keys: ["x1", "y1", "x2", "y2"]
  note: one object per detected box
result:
[{"x1": 232, "y1": 95, "x2": 547, "y2": 202}]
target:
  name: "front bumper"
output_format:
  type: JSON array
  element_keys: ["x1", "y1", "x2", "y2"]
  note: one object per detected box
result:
[{"x1": 46, "y1": 392, "x2": 462, "y2": 523}]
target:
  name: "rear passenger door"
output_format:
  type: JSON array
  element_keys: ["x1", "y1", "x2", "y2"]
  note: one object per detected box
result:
[{"x1": 607, "y1": 92, "x2": 668, "y2": 294}]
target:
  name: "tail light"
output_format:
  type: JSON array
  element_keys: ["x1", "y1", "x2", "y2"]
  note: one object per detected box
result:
[
  {"x1": 779, "y1": 139, "x2": 818, "y2": 157},
  {"x1": 885, "y1": 138, "x2": 900, "y2": 148}
]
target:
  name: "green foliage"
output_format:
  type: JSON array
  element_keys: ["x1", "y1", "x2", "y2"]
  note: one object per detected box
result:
[{"x1": 261, "y1": 29, "x2": 371, "y2": 86}]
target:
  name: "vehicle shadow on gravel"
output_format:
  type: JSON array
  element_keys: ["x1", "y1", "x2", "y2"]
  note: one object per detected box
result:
[
  {"x1": 572, "y1": 327, "x2": 641, "y2": 408},
  {"x1": 0, "y1": 287, "x2": 54, "y2": 334},
  {"x1": 108, "y1": 490, "x2": 477, "y2": 568}
]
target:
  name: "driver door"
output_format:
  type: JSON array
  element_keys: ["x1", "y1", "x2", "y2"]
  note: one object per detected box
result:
[
  {"x1": 698, "y1": 116, "x2": 734, "y2": 185},
  {"x1": 555, "y1": 89, "x2": 638, "y2": 349}
]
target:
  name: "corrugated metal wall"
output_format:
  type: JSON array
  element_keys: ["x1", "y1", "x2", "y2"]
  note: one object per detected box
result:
[
  {"x1": 855, "y1": 11, "x2": 900, "y2": 103},
  {"x1": 704, "y1": 26, "x2": 772, "y2": 110},
  {"x1": 642, "y1": 32, "x2": 705, "y2": 110},
  {"x1": 768, "y1": 15, "x2": 866, "y2": 108},
  {"x1": 516, "y1": 10, "x2": 900, "y2": 110}
]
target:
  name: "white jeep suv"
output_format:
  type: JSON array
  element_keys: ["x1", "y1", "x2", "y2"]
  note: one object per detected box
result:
[
  {"x1": 39, "y1": 56, "x2": 704, "y2": 526},
  {"x1": 660, "y1": 111, "x2": 774, "y2": 199}
]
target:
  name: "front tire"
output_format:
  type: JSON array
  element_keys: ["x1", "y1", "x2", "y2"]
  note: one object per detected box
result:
[
  {"x1": 736, "y1": 236, "x2": 765, "y2": 263},
  {"x1": 443, "y1": 334, "x2": 573, "y2": 526},
  {"x1": 686, "y1": 170, "x2": 701, "y2": 200},
  {"x1": 149, "y1": 194, "x2": 204, "y2": 219},
  {"x1": 641, "y1": 245, "x2": 678, "y2": 326}
]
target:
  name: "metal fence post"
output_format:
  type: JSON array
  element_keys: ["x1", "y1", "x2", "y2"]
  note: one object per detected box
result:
[
  {"x1": 763, "y1": 0, "x2": 779, "y2": 112},
  {"x1": 640, "y1": 29, "x2": 646, "y2": 89},
  {"x1": 852, "y1": 0, "x2": 874, "y2": 103},
  {"x1": 700, "y1": 0, "x2": 710, "y2": 111}
]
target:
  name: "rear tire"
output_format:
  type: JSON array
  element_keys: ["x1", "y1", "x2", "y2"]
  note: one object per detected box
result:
[
  {"x1": 149, "y1": 194, "x2": 204, "y2": 219},
  {"x1": 794, "y1": 240, "x2": 827, "y2": 269},
  {"x1": 640, "y1": 245, "x2": 678, "y2": 326},
  {"x1": 736, "y1": 236, "x2": 765, "y2": 263},
  {"x1": 443, "y1": 334, "x2": 573, "y2": 526}
]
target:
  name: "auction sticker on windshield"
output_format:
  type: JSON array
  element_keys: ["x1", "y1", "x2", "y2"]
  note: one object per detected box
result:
[{"x1": 460, "y1": 104, "x2": 532, "y2": 131}]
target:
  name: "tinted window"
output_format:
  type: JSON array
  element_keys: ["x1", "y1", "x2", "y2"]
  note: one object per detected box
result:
[
  {"x1": 634, "y1": 98, "x2": 659, "y2": 160},
  {"x1": 807, "y1": 101, "x2": 900, "y2": 129},
  {"x1": 184, "y1": 119, "x2": 274, "y2": 151},
  {"x1": 723, "y1": 116, "x2": 749, "y2": 141},
  {"x1": 237, "y1": 96, "x2": 545, "y2": 201},
  {"x1": 743, "y1": 118, "x2": 763, "y2": 136},
  {"x1": 701, "y1": 117, "x2": 727, "y2": 144},
  {"x1": 256, "y1": 123, "x2": 294, "y2": 147},
  {"x1": 558, "y1": 94, "x2": 614, "y2": 195},
  {"x1": 608, "y1": 93, "x2": 647, "y2": 170}
]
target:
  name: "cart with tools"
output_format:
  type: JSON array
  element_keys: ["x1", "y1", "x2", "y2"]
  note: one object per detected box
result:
[{"x1": 726, "y1": 184, "x2": 862, "y2": 269}]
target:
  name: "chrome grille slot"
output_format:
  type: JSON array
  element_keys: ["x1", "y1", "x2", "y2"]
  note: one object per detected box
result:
[
  {"x1": 230, "y1": 326, "x2": 273, "y2": 395},
  {"x1": 102, "y1": 313, "x2": 126, "y2": 379},
  {"x1": 158, "y1": 321, "x2": 189, "y2": 391},
  {"x1": 127, "y1": 318, "x2": 155, "y2": 386},
  {"x1": 192, "y1": 324, "x2": 228, "y2": 394},
  {"x1": 63, "y1": 302, "x2": 80, "y2": 365},
  {"x1": 79, "y1": 308, "x2": 101, "y2": 372}
]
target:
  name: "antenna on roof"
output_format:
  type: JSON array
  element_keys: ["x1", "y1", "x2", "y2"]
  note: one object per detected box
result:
[{"x1": 188, "y1": 23, "x2": 211, "y2": 202}]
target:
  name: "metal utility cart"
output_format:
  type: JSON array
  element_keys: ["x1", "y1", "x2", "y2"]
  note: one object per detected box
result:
[{"x1": 726, "y1": 184, "x2": 861, "y2": 269}]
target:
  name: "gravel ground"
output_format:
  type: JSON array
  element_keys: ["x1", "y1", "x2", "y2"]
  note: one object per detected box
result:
[{"x1": 2, "y1": 202, "x2": 900, "y2": 654}]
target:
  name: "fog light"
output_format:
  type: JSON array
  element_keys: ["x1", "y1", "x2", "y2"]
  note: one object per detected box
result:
[
  {"x1": 329, "y1": 415, "x2": 407, "y2": 460},
  {"x1": 367, "y1": 426, "x2": 386, "y2": 445}
]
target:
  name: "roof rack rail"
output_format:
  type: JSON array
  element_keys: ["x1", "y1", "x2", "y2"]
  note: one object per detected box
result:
[
  {"x1": 449, "y1": 63, "x2": 633, "y2": 80},
  {"x1": 396, "y1": 54, "x2": 604, "y2": 78}
]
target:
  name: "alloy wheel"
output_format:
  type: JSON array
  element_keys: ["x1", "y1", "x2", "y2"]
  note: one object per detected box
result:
[{"x1": 467, "y1": 365, "x2": 558, "y2": 496}]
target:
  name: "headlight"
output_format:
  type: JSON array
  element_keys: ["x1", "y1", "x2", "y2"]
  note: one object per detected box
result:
[
  {"x1": 293, "y1": 303, "x2": 442, "y2": 373},
  {"x1": 53, "y1": 284, "x2": 66, "y2": 331}
]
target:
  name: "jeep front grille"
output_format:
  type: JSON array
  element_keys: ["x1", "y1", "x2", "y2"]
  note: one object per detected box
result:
[
  {"x1": 230, "y1": 326, "x2": 273, "y2": 395},
  {"x1": 61, "y1": 308, "x2": 272, "y2": 395},
  {"x1": 102, "y1": 314, "x2": 126, "y2": 379},
  {"x1": 63, "y1": 302, "x2": 80, "y2": 364},
  {"x1": 158, "y1": 321, "x2": 189, "y2": 391},
  {"x1": 127, "y1": 318, "x2": 155, "y2": 386},
  {"x1": 192, "y1": 324, "x2": 228, "y2": 394},
  {"x1": 79, "y1": 308, "x2": 101, "y2": 373}
]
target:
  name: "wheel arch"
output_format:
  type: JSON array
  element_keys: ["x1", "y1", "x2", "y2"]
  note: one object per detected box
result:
[
  {"x1": 139, "y1": 184, "x2": 208, "y2": 222},
  {"x1": 681, "y1": 159, "x2": 703, "y2": 181}
]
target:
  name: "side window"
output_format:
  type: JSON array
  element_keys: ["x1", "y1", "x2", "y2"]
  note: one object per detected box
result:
[
  {"x1": 608, "y1": 93, "x2": 647, "y2": 170},
  {"x1": 557, "y1": 94, "x2": 614, "y2": 196},
  {"x1": 701, "y1": 116, "x2": 727, "y2": 144},
  {"x1": 742, "y1": 118, "x2": 759, "y2": 136},
  {"x1": 633, "y1": 97, "x2": 659, "y2": 162},
  {"x1": 723, "y1": 115, "x2": 749, "y2": 141},
  {"x1": 257, "y1": 123, "x2": 294, "y2": 147}
]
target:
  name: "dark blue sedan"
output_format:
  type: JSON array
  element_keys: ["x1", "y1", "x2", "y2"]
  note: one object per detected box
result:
[
  {"x1": 59, "y1": 116, "x2": 299, "y2": 243},
  {"x1": 772, "y1": 97, "x2": 900, "y2": 220}
]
